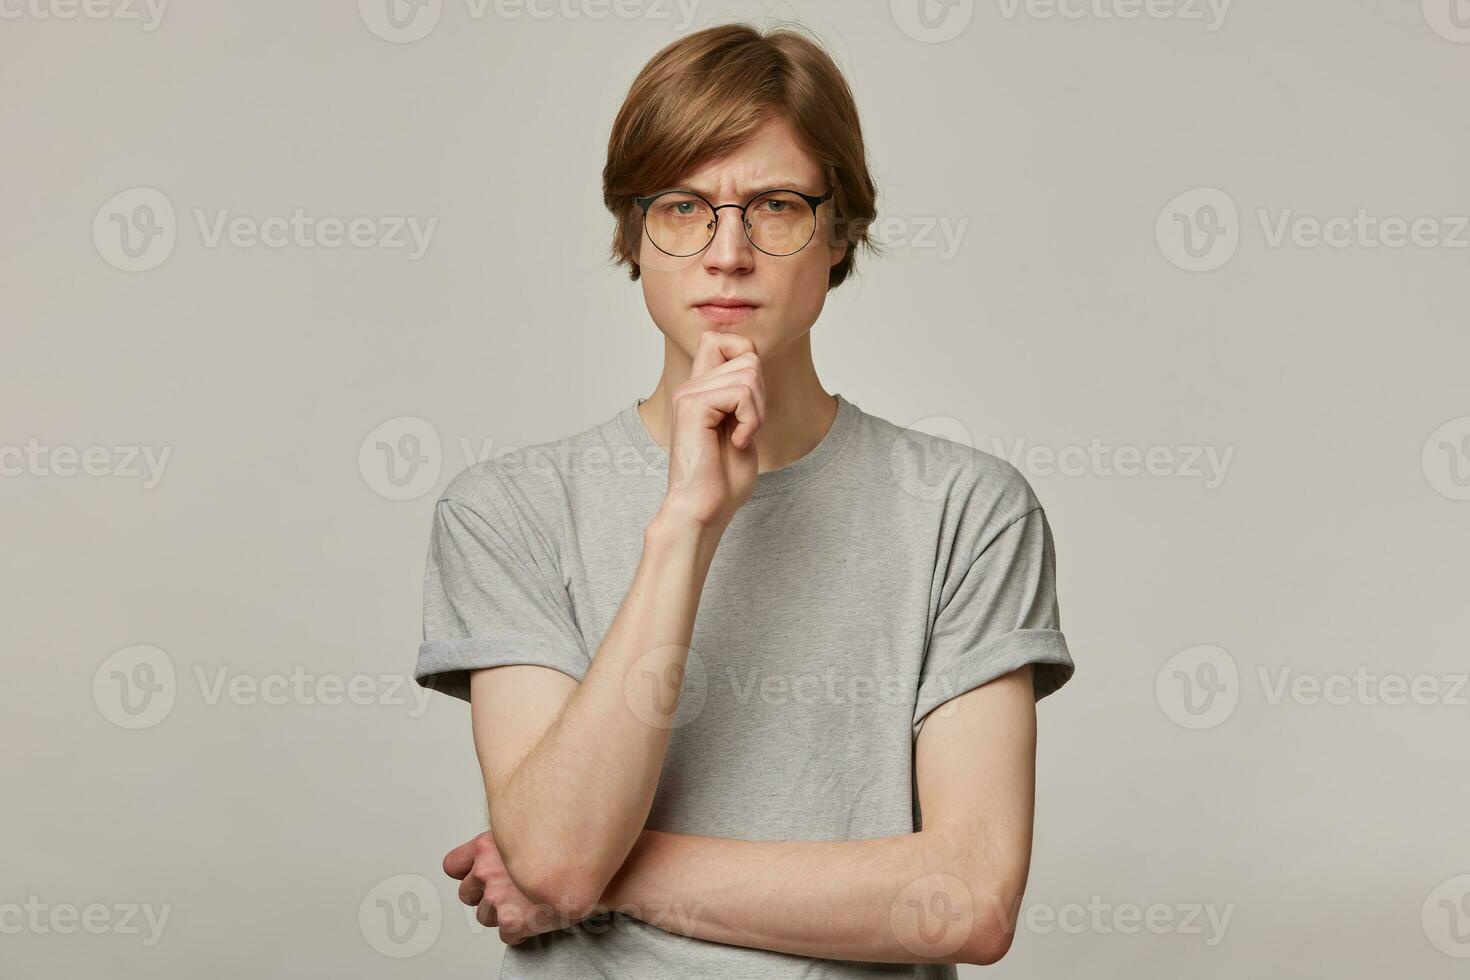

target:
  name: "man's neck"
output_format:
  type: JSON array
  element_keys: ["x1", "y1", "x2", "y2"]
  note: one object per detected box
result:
[{"x1": 638, "y1": 334, "x2": 838, "y2": 474}]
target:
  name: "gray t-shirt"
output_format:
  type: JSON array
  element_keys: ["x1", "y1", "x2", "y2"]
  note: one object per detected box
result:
[{"x1": 415, "y1": 392, "x2": 1075, "y2": 979}]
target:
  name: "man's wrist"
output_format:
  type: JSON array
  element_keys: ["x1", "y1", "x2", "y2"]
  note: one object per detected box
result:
[{"x1": 645, "y1": 507, "x2": 726, "y2": 562}]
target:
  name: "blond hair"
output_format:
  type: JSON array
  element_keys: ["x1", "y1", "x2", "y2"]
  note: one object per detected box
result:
[{"x1": 602, "y1": 22, "x2": 881, "y2": 289}]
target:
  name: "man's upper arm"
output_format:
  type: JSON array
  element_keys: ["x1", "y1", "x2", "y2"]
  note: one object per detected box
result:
[
  {"x1": 914, "y1": 663, "x2": 1038, "y2": 957},
  {"x1": 468, "y1": 665, "x2": 579, "y2": 799},
  {"x1": 413, "y1": 472, "x2": 593, "y2": 800}
]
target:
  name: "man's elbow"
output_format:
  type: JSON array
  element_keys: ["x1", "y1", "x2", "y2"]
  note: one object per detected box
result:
[
  {"x1": 501, "y1": 845, "x2": 606, "y2": 919},
  {"x1": 954, "y1": 875, "x2": 1028, "y2": 966},
  {"x1": 959, "y1": 918, "x2": 1017, "y2": 967}
]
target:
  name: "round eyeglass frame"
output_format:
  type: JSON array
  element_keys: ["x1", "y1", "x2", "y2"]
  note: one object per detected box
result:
[{"x1": 634, "y1": 187, "x2": 835, "y2": 257}]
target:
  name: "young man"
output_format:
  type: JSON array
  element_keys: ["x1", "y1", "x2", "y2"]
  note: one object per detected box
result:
[{"x1": 415, "y1": 23, "x2": 1075, "y2": 980}]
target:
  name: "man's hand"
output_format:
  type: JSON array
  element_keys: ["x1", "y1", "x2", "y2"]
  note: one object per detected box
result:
[
  {"x1": 660, "y1": 329, "x2": 766, "y2": 530},
  {"x1": 444, "y1": 831, "x2": 588, "y2": 945}
]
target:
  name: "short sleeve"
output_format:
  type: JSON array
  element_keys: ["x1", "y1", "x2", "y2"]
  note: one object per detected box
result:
[
  {"x1": 415, "y1": 494, "x2": 591, "y2": 703},
  {"x1": 913, "y1": 506, "x2": 1075, "y2": 736}
]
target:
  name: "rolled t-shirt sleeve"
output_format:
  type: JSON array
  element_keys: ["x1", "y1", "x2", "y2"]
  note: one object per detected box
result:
[
  {"x1": 913, "y1": 505, "x2": 1075, "y2": 736},
  {"x1": 416, "y1": 493, "x2": 591, "y2": 703}
]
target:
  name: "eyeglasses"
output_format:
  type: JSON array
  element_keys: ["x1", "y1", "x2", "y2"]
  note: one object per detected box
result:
[{"x1": 635, "y1": 186, "x2": 834, "y2": 257}]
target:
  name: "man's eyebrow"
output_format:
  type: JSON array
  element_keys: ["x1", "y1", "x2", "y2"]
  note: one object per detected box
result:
[{"x1": 675, "y1": 180, "x2": 815, "y2": 199}]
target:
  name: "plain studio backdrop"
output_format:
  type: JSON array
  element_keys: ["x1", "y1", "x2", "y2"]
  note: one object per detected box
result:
[{"x1": 3, "y1": 1, "x2": 1467, "y2": 977}]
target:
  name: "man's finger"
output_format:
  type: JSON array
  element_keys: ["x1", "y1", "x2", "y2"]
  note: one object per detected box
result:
[
  {"x1": 477, "y1": 899, "x2": 498, "y2": 928},
  {"x1": 690, "y1": 329, "x2": 755, "y2": 378},
  {"x1": 443, "y1": 839, "x2": 477, "y2": 880},
  {"x1": 459, "y1": 873, "x2": 487, "y2": 908}
]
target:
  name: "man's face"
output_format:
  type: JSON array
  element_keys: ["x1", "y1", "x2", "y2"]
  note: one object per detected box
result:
[{"x1": 637, "y1": 115, "x2": 847, "y2": 360}]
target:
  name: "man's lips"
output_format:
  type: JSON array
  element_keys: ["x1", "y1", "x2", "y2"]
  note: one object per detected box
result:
[{"x1": 694, "y1": 301, "x2": 758, "y2": 322}]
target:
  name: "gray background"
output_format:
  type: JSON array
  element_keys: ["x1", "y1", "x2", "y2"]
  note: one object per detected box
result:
[{"x1": 4, "y1": 0, "x2": 1468, "y2": 976}]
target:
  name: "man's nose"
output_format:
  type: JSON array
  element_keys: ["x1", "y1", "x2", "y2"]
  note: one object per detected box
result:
[{"x1": 702, "y1": 206, "x2": 754, "y2": 272}]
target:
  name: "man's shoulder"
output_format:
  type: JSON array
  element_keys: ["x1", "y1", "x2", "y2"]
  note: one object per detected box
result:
[
  {"x1": 438, "y1": 403, "x2": 631, "y2": 515},
  {"x1": 852, "y1": 404, "x2": 1041, "y2": 522}
]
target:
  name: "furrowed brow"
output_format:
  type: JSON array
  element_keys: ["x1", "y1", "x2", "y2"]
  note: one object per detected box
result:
[{"x1": 678, "y1": 180, "x2": 813, "y2": 200}]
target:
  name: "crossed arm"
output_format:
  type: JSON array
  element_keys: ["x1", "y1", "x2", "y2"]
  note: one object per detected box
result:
[{"x1": 445, "y1": 656, "x2": 1039, "y2": 967}]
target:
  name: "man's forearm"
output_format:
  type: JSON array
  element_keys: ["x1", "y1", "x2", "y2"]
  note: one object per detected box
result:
[
  {"x1": 489, "y1": 514, "x2": 723, "y2": 911},
  {"x1": 592, "y1": 827, "x2": 1013, "y2": 966}
]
